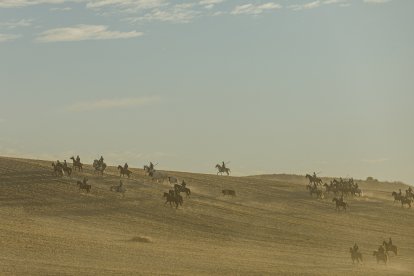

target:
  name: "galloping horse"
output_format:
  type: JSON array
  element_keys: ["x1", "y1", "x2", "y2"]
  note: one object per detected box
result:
[
  {"x1": 216, "y1": 164, "x2": 230, "y2": 176},
  {"x1": 400, "y1": 196, "x2": 412, "y2": 208},
  {"x1": 383, "y1": 241, "x2": 398, "y2": 255},
  {"x1": 163, "y1": 192, "x2": 183, "y2": 209},
  {"x1": 93, "y1": 160, "x2": 106, "y2": 175},
  {"x1": 52, "y1": 162, "x2": 64, "y2": 177},
  {"x1": 391, "y1": 191, "x2": 403, "y2": 204},
  {"x1": 373, "y1": 251, "x2": 388, "y2": 264},
  {"x1": 174, "y1": 183, "x2": 191, "y2": 198},
  {"x1": 349, "y1": 248, "x2": 363, "y2": 264},
  {"x1": 117, "y1": 165, "x2": 132, "y2": 178},
  {"x1": 306, "y1": 174, "x2": 323, "y2": 186},
  {"x1": 332, "y1": 198, "x2": 348, "y2": 211},
  {"x1": 77, "y1": 178, "x2": 91, "y2": 193},
  {"x1": 70, "y1": 156, "x2": 83, "y2": 172}
]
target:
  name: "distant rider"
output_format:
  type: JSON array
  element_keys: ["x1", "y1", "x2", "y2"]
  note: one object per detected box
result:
[
  {"x1": 353, "y1": 243, "x2": 359, "y2": 253},
  {"x1": 124, "y1": 163, "x2": 129, "y2": 171}
]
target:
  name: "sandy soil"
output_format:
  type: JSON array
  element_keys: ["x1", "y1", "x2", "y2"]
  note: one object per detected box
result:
[{"x1": 0, "y1": 157, "x2": 413, "y2": 275}]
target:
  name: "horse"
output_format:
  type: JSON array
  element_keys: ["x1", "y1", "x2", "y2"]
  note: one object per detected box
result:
[
  {"x1": 373, "y1": 251, "x2": 388, "y2": 264},
  {"x1": 70, "y1": 156, "x2": 83, "y2": 172},
  {"x1": 332, "y1": 198, "x2": 348, "y2": 211},
  {"x1": 77, "y1": 178, "x2": 91, "y2": 193},
  {"x1": 174, "y1": 184, "x2": 191, "y2": 198},
  {"x1": 168, "y1": 176, "x2": 178, "y2": 184},
  {"x1": 222, "y1": 189, "x2": 236, "y2": 196},
  {"x1": 117, "y1": 165, "x2": 132, "y2": 178},
  {"x1": 383, "y1": 241, "x2": 398, "y2": 255},
  {"x1": 150, "y1": 170, "x2": 168, "y2": 183},
  {"x1": 143, "y1": 165, "x2": 152, "y2": 175},
  {"x1": 391, "y1": 191, "x2": 403, "y2": 204},
  {"x1": 110, "y1": 181, "x2": 126, "y2": 197},
  {"x1": 163, "y1": 192, "x2": 183, "y2": 209},
  {"x1": 400, "y1": 197, "x2": 412, "y2": 208},
  {"x1": 93, "y1": 160, "x2": 106, "y2": 175},
  {"x1": 305, "y1": 174, "x2": 323, "y2": 186},
  {"x1": 52, "y1": 162, "x2": 63, "y2": 177},
  {"x1": 62, "y1": 166, "x2": 72, "y2": 177},
  {"x1": 349, "y1": 248, "x2": 363, "y2": 264},
  {"x1": 215, "y1": 164, "x2": 230, "y2": 176}
]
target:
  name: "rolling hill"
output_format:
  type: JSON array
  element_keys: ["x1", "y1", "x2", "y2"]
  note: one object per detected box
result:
[{"x1": 0, "y1": 156, "x2": 413, "y2": 275}]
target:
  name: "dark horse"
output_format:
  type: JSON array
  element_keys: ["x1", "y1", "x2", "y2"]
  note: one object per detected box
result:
[
  {"x1": 70, "y1": 156, "x2": 83, "y2": 172},
  {"x1": 174, "y1": 183, "x2": 191, "y2": 198},
  {"x1": 117, "y1": 165, "x2": 132, "y2": 178},
  {"x1": 391, "y1": 191, "x2": 403, "y2": 204},
  {"x1": 77, "y1": 178, "x2": 91, "y2": 193},
  {"x1": 349, "y1": 248, "x2": 363, "y2": 264},
  {"x1": 332, "y1": 198, "x2": 348, "y2": 211},
  {"x1": 163, "y1": 192, "x2": 183, "y2": 209},
  {"x1": 305, "y1": 174, "x2": 323, "y2": 186},
  {"x1": 215, "y1": 164, "x2": 230, "y2": 176},
  {"x1": 383, "y1": 241, "x2": 398, "y2": 255}
]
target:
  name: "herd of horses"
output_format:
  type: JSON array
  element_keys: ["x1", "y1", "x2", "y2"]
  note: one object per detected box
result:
[
  {"x1": 48, "y1": 158, "x2": 413, "y2": 267},
  {"x1": 306, "y1": 175, "x2": 363, "y2": 211},
  {"x1": 350, "y1": 239, "x2": 398, "y2": 265}
]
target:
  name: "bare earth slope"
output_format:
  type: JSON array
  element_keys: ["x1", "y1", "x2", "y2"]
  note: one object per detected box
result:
[{"x1": 0, "y1": 157, "x2": 413, "y2": 275}]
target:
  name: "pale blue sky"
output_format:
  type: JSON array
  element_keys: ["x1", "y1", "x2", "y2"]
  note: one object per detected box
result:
[{"x1": 1, "y1": 0, "x2": 413, "y2": 184}]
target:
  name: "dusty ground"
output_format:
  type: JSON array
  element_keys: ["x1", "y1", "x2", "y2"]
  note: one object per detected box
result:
[{"x1": 0, "y1": 157, "x2": 413, "y2": 275}]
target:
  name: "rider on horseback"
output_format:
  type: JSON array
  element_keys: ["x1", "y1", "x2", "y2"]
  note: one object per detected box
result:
[
  {"x1": 353, "y1": 243, "x2": 359, "y2": 253},
  {"x1": 124, "y1": 163, "x2": 128, "y2": 171},
  {"x1": 388, "y1": 237, "x2": 393, "y2": 246},
  {"x1": 63, "y1": 160, "x2": 68, "y2": 168},
  {"x1": 76, "y1": 155, "x2": 80, "y2": 163},
  {"x1": 99, "y1": 156, "x2": 104, "y2": 166},
  {"x1": 313, "y1": 172, "x2": 317, "y2": 179},
  {"x1": 181, "y1": 180, "x2": 187, "y2": 188},
  {"x1": 222, "y1": 161, "x2": 226, "y2": 170},
  {"x1": 149, "y1": 162, "x2": 154, "y2": 171}
]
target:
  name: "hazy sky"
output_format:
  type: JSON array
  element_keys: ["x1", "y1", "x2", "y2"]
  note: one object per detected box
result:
[{"x1": 1, "y1": 0, "x2": 413, "y2": 184}]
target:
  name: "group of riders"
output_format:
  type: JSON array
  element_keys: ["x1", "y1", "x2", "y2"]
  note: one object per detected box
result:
[
  {"x1": 350, "y1": 238, "x2": 395, "y2": 261},
  {"x1": 394, "y1": 187, "x2": 414, "y2": 200},
  {"x1": 55, "y1": 155, "x2": 80, "y2": 170},
  {"x1": 306, "y1": 172, "x2": 362, "y2": 200}
]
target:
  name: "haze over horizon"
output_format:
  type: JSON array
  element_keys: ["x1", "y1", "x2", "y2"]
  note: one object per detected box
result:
[{"x1": 1, "y1": 0, "x2": 413, "y2": 184}]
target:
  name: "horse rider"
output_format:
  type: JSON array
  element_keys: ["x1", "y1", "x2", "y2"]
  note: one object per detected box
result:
[
  {"x1": 56, "y1": 160, "x2": 62, "y2": 167},
  {"x1": 353, "y1": 243, "x2": 359, "y2": 253},
  {"x1": 99, "y1": 156, "x2": 104, "y2": 165},
  {"x1": 181, "y1": 180, "x2": 187, "y2": 188},
  {"x1": 388, "y1": 237, "x2": 393, "y2": 246},
  {"x1": 398, "y1": 189, "x2": 402, "y2": 196},
  {"x1": 76, "y1": 155, "x2": 81, "y2": 163},
  {"x1": 313, "y1": 172, "x2": 317, "y2": 179},
  {"x1": 222, "y1": 161, "x2": 226, "y2": 169},
  {"x1": 63, "y1": 160, "x2": 68, "y2": 168},
  {"x1": 149, "y1": 162, "x2": 154, "y2": 171},
  {"x1": 124, "y1": 162, "x2": 129, "y2": 171}
]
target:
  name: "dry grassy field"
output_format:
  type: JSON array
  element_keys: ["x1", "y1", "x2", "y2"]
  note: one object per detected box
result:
[{"x1": 0, "y1": 157, "x2": 413, "y2": 275}]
